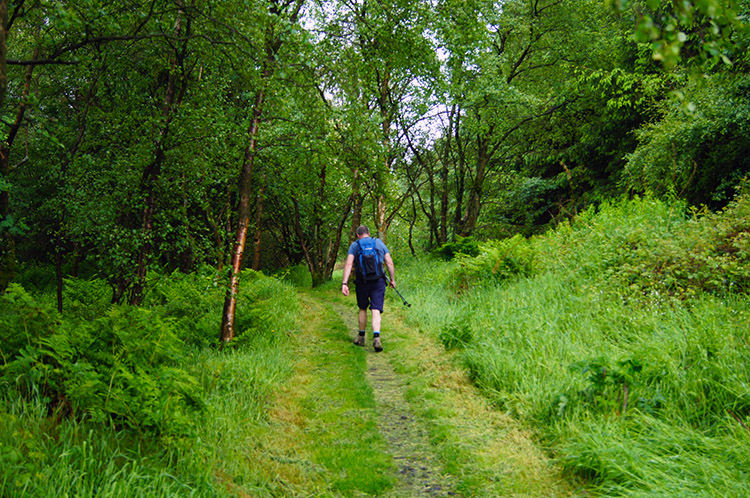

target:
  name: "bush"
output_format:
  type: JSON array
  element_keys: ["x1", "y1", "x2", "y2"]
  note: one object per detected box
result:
[
  {"x1": 450, "y1": 235, "x2": 534, "y2": 290},
  {"x1": 1, "y1": 283, "x2": 205, "y2": 437},
  {"x1": 434, "y1": 236, "x2": 481, "y2": 260},
  {"x1": 143, "y1": 266, "x2": 225, "y2": 347},
  {"x1": 608, "y1": 190, "x2": 750, "y2": 301},
  {"x1": 0, "y1": 284, "x2": 58, "y2": 362}
]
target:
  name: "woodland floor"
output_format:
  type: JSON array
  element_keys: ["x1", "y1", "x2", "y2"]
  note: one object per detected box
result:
[{"x1": 245, "y1": 287, "x2": 584, "y2": 497}]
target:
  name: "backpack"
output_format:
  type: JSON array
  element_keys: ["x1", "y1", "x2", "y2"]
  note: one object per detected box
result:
[{"x1": 355, "y1": 238, "x2": 384, "y2": 281}]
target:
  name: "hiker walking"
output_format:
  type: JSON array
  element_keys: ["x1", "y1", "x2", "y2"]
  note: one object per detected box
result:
[{"x1": 341, "y1": 225, "x2": 396, "y2": 352}]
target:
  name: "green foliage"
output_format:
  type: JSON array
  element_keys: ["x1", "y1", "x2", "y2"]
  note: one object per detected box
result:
[
  {"x1": 62, "y1": 277, "x2": 114, "y2": 320},
  {"x1": 233, "y1": 269, "x2": 300, "y2": 346},
  {"x1": 274, "y1": 263, "x2": 313, "y2": 288},
  {"x1": 450, "y1": 235, "x2": 534, "y2": 290},
  {"x1": 434, "y1": 236, "x2": 480, "y2": 260},
  {"x1": 1, "y1": 300, "x2": 204, "y2": 437},
  {"x1": 398, "y1": 194, "x2": 750, "y2": 494},
  {"x1": 143, "y1": 266, "x2": 224, "y2": 348},
  {"x1": 607, "y1": 189, "x2": 750, "y2": 300},
  {"x1": 0, "y1": 398, "x2": 217, "y2": 498},
  {"x1": 1, "y1": 268, "x2": 303, "y2": 496},
  {"x1": 0, "y1": 284, "x2": 58, "y2": 363},
  {"x1": 0, "y1": 268, "x2": 300, "y2": 438},
  {"x1": 439, "y1": 308, "x2": 478, "y2": 350},
  {"x1": 625, "y1": 73, "x2": 750, "y2": 206},
  {"x1": 622, "y1": 0, "x2": 747, "y2": 68}
]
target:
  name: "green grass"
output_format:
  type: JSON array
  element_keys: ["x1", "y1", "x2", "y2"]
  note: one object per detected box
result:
[
  {"x1": 0, "y1": 397, "x2": 213, "y2": 497},
  {"x1": 396, "y1": 195, "x2": 750, "y2": 496},
  {"x1": 5, "y1": 194, "x2": 750, "y2": 496},
  {"x1": 321, "y1": 279, "x2": 577, "y2": 497},
  {"x1": 295, "y1": 290, "x2": 395, "y2": 496},
  {"x1": 0, "y1": 270, "x2": 304, "y2": 497}
]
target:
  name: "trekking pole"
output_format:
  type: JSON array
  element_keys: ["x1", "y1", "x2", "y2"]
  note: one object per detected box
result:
[{"x1": 385, "y1": 276, "x2": 411, "y2": 307}]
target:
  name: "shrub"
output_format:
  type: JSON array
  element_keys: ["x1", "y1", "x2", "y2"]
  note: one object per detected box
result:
[
  {"x1": 609, "y1": 190, "x2": 750, "y2": 301},
  {"x1": 1, "y1": 288, "x2": 204, "y2": 437},
  {"x1": 0, "y1": 284, "x2": 58, "y2": 363},
  {"x1": 450, "y1": 235, "x2": 534, "y2": 290},
  {"x1": 62, "y1": 277, "x2": 113, "y2": 321},
  {"x1": 434, "y1": 236, "x2": 481, "y2": 260},
  {"x1": 143, "y1": 266, "x2": 225, "y2": 347}
]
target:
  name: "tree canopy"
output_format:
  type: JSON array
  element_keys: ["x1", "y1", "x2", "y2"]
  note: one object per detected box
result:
[{"x1": 1, "y1": 0, "x2": 749, "y2": 302}]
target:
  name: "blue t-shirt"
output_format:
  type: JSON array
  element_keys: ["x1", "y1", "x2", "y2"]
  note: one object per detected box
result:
[{"x1": 348, "y1": 237, "x2": 389, "y2": 280}]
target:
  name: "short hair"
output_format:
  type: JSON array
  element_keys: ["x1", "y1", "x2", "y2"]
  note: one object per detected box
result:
[{"x1": 356, "y1": 225, "x2": 370, "y2": 236}]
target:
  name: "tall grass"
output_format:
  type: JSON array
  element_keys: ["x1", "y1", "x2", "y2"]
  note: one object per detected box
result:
[
  {"x1": 0, "y1": 268, "x2": 301, "y2": 497},
  {"x1": 398, "y1": 195, "x2": 750, "y2": 496}
]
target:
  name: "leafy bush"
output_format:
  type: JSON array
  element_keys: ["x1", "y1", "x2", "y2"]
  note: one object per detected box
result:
[
  {"x1": 624, "y1": 73, "x2": 750, "y2": 207},
  {"x1": 609, "y1": 189, "x2": 750, "y2": 301},
  {"x1": 0, "y1": 284, "x2": 58, "y2": 362},
  {"x1": 1, "y1": 303, "x2": 204, "y2": 437},
  {"x1": 433, "y1": 236, "x2": 481, "y2": 260},
  {"x1": 1, "y1": 283, "x2": 207, "y2": 437},
  {"x1": 143, "y1": 266, "x2": 225, "y2": 347},
  {"x1": 13, "y1": 263, "x2": 58, "y2": 293},
  {"x1": 450, "y1": 235, "x2": 534, "y2": 290},
  {"x1": 62, "y1": 277, "x2": 113, "y2": 320}
]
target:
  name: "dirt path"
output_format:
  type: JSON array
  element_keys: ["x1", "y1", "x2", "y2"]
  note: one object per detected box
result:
[
  {"x1": 329, "y1": 300, "x2": 457, "y2": 497},
  {"x1": 254, "y1": 289, "x2": 580, "y2": 497}
]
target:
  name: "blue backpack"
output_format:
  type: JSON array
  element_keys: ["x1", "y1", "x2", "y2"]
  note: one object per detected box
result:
[{"x1": 355, "y1": 238, "x2": 384, "y2": 281}]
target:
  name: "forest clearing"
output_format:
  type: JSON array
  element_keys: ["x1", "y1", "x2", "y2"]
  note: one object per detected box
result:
[{"x1": 2, "y1": 1, "x2": 750, "y2": 497}]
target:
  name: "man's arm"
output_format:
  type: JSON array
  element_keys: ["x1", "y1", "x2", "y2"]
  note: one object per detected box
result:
[
  {"x1": 384, "y1": 253, "x2": 395, "y2": 288},
  {"x1": 341, "y1": 254, "x2": 355, "y2": 296}
]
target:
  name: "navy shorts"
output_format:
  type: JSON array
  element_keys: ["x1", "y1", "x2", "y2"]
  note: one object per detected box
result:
[{"x1": 355, "y1": 277, "x2": 386, "y2": 312}]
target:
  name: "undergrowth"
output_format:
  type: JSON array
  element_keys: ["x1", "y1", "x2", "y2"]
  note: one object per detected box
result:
[
  {"x1": 0, "y1": 267, "x2": 300, "y2": 497},
  {"x1": 398, "y1": 192, "x2": 750, "y2": 496}
]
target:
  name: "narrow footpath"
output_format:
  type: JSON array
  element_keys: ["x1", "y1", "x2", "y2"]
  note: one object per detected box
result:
[
  {"x1": 328, "y1": 299, "x2": 457, "y2": 497},
  {"x1": 250, "y1": 287, "x2": 580, "y2": 497}
]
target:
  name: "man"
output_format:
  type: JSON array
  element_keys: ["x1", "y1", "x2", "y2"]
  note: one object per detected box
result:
[{"x1": 341, "y1": 225, "x2": 396, "y2": 352}]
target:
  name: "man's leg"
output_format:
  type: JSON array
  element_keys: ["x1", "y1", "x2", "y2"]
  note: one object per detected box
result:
[
  {"x1": 370, "y1": 279, "x2": 386, "y2": 352},
  {"x1": 359, "y1": 308, "x2": 368, "y2": 331},
  {"x1": 371, "y1": 309, "x2": 381, "y2": 332},
  {"x1": 353, "y1": 308, "x2": 367, "y2": 346},
  {"x1": 371, "y1": 309, "x2": 383, "y2": 352}
]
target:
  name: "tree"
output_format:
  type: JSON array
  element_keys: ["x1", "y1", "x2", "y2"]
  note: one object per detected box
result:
[
  {"x1": 219, "y1": 0, "x2": 305, "y2": 344},
  {"x1": 314, "y1": 0, "x2": 438, "y2": 242}
]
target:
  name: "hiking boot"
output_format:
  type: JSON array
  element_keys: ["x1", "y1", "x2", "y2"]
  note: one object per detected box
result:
[
  {"x1": 354, "y1": 335, "x2": 365, "y2": 347},
  {"x1": 373, "y1": 337, "x2": 383, "y2": 352}
]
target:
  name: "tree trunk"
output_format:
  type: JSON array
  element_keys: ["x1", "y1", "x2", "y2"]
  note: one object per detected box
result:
[
  {"x1": 292, "y1": 194, "x2": 351, "y2": 288},
  {"x1": 220, "y1": 89, "x2": 265, "y2": 343},
  {"x1": 1, "y1": 43, "x2": 36, "y2": 292},
  {"x1": 439, "y1": 159, "x2": 449, "y2": 244},
  {"x1": 459, "y1": 135, "x2": 489, "y2": 237},
  {"x1": 349, "y1": 166, "x2": 363, "y2": 243},
  {"x1": 452, "y1": 109, "x2": 467, "y2": 241},
  {"x1": 130, "y1": 7, "x2": 187, "y2": 305},
  {"x1": 376, "y1": 193, "x2": 387, "y2": 242},
  {"x1": 219, "y1": 0, "x2": 304, "y2": 343}
]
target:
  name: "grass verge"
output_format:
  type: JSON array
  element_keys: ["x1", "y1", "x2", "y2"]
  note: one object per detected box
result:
[{"x1": 322, "y1": 281, "x2": 581, "y2": 497}]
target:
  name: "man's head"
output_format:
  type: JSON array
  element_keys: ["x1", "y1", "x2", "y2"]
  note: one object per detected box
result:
[{"x1": 356, "y1": 225, "x2": 370, "y2": 238}]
